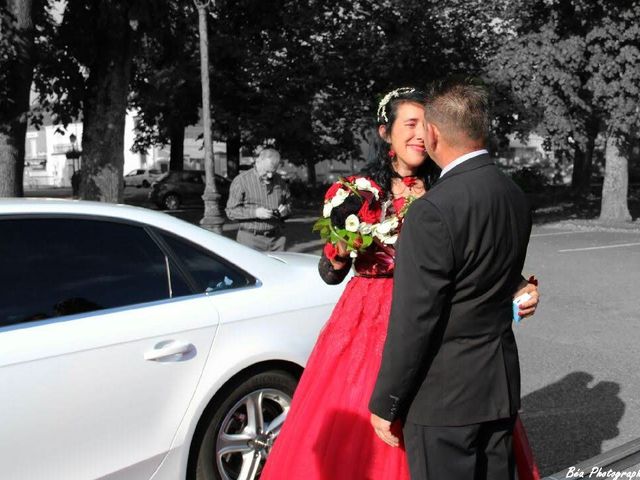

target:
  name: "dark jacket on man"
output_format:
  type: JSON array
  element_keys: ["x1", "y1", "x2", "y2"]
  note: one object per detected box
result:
[{"x1": 369, "y1": 153, "x2": 532, "y2": 426}]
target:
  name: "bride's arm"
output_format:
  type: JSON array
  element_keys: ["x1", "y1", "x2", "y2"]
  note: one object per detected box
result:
[{"x1": 318, "y1": 241, "x2": 352, "y2": 285}]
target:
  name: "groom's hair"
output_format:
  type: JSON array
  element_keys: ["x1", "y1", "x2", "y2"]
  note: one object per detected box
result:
[{"x1": 424, "y1": 76, "x2": 490, "y2": 145}]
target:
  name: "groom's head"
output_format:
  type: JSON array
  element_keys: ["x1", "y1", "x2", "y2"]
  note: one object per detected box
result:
[{"x1": 422, "y1": 76, "x2": 489, "y2": 167}]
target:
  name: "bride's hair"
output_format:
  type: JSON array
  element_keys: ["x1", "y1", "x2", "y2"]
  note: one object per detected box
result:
[{"x1": 364, "y1": 87, "x2": 439, "y2": 195}]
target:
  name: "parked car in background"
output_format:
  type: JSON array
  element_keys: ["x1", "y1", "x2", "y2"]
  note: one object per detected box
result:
[
  {"x1": 148, "y1": 170, "x2": 231, "y2": 211},
  {"x1": 124, "y1": 168, "x2": 163, "y2": 188},
  {"x1": 0, "y1": 199, "x2": 346, "y2": 480}
]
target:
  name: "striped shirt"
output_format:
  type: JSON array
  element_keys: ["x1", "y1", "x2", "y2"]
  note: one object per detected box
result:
[{"x1": 225, "y1": 168, "x2": 292, "y2": 233}]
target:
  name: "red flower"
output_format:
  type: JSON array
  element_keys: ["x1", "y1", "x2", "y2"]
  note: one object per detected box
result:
[
  {"x1": 358, "y1": 199, "x2": 382, "y2": 224},
  {"x1": 352, "y1": 236, "x2": 363, "y2": 249},
  {"x1": 368, "y1": 178, "x2": 383, "y2": 193},
  {"x1": 323, "y1": 242, "x2": 339, "y2": 260},
  {"x1": 324, "y1": 182, "x2": 343, "y2": 200},
  {"x1": 392, "y1": 197, "x2": 406, "y2": 214},
  {"x1": 401, "y1": 176, "x2": 418, "y2": 188}
]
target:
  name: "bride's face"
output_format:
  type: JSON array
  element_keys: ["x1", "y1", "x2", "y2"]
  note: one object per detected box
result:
[{"x1": 386, "y1": 102, "x2": 427, "y2": 171}]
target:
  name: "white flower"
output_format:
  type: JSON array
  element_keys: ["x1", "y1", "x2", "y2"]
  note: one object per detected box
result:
[
  {"x1": 331, "y1": 188, "x2": 349, "y2": 207},
  {"x1": 383, "y1": 234, "x2": 398, "y2": 245},
  {"x1": 359, "y1": 223, "x2": 373, "y2": 235},
  {"x1": 323, "y1": 202, "x2": 333, "y2": 218},
  {"x1": 349, "y1": 250, "x2": 358, "y2": 259},
  {"x1": 345, "y1": 214, "x2": 360, "y2": 232},
  {"x1": 388, "y1": 216, "x2": 399, "y2": 229},
  {"x1": 376, "y1": 87, "x2": 417, "y2": 123},
  {"x1": 354, "y1": 177, "x2": 371, "y2": 190},
  {"x1": 375, "y1": 221, "x2": 392, "y2": 235}
]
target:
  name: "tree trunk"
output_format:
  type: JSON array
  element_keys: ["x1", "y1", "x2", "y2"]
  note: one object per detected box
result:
[
  {"x1": 570, "y1": 146, "x2": 585, "y2": 194},
  {"x1": 599, "y1": 136, "x2": 631, "y2": 222},
  {"x1": 226, "y1": 122, "x2": 240, "y2": 179},
  {"x1": 0, "y1": 0, "x2": 34, "y2": 197},
  {"x1": 169, "y1": 122, "x2": 185, "y2": 171},
  {"x1": 571, "y1": 138, "x2": 597, "y2": 196},
  {"x1": 306, "y1": 157, "x2": 317, "y2": 186},
  {"x1": 79, "y1": 3, "x2": 133, "y2": 203},
  {"x1": 573, "y1": 118, "x2": 600, "y2": 196}
]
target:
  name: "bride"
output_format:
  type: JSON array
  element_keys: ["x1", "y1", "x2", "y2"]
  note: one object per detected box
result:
[{"x1": 260, "y1": 87, "x2": 540, "y2": 480}]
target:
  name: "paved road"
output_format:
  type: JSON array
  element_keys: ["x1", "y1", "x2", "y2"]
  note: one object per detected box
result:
[
  {"x1": 517, "y1": 223, "x2": 640, "y2": 475},
  {"x1": 24, "y1": 187, "x2": 640, "y2": 475}
]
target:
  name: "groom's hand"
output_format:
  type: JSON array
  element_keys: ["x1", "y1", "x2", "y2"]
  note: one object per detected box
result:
[
  {"x1": 370, "y1": 414, "x2": 399, "y2": 448},
  {"x1": 514, "y1": 279, "x2": 540, "y2": 319}
]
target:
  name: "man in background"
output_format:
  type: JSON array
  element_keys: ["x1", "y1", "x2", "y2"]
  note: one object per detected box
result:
[{"x1": 225, "y1": 148, "x2": 291, "y2": 251}]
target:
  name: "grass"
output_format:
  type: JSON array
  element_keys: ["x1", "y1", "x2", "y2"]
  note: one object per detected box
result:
[{"x1": 529, "y1": 184, "x2": 640, "y2": 225}]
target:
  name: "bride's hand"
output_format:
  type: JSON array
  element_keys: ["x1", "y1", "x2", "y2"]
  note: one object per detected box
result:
[
  {"x1": 514, "y1": 277, "x2": 540, "y2": 319},
  {"x1": 329, "y1": 241, "x2": 349, "y2": 270}
]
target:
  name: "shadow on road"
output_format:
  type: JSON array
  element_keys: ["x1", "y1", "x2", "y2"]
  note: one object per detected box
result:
[{"x1": 520, "y1": 371, "x2": 625, "y2": 476}]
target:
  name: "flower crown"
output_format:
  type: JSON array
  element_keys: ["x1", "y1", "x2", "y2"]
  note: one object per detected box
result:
[{"x1": 376, "y1": 87, "x2": 416, "y2": 123}]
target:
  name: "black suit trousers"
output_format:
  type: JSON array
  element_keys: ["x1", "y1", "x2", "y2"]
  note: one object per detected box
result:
[{"x1": 403, "y1": 415, "x2": 516, "y2": 480}]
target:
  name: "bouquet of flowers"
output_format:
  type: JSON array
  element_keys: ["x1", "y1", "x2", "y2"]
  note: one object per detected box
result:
[{"x1": 313, "y1": 176, "x2": 400, "y2": 259}]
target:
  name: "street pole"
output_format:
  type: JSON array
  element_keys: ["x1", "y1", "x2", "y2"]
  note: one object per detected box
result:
[{"x1": 195, "y1": 0, "x2": 224, "y2": 234}]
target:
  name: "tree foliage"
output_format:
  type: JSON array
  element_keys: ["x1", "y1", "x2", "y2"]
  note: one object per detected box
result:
[
  {"x1": 129, "y1": 2, "x2": 201, "y2": 172},
  {"x1": 33, "y1": 0, "x2": 172, "y2": 202},
  {"x1": 486, "y1": 0, "x2": 640, "y2": 219},
  {"x1": 0, "y1": 0, "x2": 38, "y2": 197}
]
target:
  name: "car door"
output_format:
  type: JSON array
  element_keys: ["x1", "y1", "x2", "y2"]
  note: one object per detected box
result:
[{"x1": 0, "y1": 216, "x2": 220, "y2": 480}]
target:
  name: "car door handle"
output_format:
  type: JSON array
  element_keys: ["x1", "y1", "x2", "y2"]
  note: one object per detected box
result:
[{"x1": 144, "y1": 340, "x2": 194, "y2": 361}]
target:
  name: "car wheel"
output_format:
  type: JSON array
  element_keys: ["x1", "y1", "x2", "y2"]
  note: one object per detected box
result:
[
  {"x1": 163, "y1": 193, "x2": 180, "y2": 210},
  {"x1": 195, "y1": 370, "x2": 297, "y2": 480},
  {"x1": 142, "y1": 180, "x2": 150, "y2": 188}
]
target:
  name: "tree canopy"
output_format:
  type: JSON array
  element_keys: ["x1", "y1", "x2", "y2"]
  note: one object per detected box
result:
[{"x1": 486, "y1": 0, "x2": 639, "y2": 218}]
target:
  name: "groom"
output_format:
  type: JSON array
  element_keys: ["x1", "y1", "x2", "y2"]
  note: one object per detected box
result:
[{"x1": 369, "y1": 77, "x2": 532, "y2": 480}]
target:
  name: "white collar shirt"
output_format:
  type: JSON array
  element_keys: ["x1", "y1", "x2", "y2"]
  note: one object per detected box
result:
[{"x1": 439, "y1": 149, "x2": 489, "y2": 178}]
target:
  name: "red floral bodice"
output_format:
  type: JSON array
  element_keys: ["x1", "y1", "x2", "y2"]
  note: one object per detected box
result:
[{"x1": 353, "y1": 195, "x2": 410, "y2": 278}]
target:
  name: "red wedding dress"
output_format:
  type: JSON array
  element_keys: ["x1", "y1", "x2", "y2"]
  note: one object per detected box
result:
[{"x1": 261, "y1": 195, "x2": 540, "y2": 480}]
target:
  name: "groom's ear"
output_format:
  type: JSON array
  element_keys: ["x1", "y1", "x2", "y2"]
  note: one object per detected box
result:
[
  {"x1": 378, "y1": 125, "x2": 390, "y2": 143},
  {"x1": 425, "y1": 122, "x2": 438, "y2": 150}
]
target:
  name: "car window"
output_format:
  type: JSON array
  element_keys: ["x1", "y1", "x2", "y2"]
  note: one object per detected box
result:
[
  {"x1": 163, "y1": 172, "x2": 180, "y2": 182},
  {"x1": 149, "y1": 169, "x2": 160, "y2": 174},
  {"x1": 159, "y1": 232, "x2": 254, "y2": 294},
  {"x1": 181, "y1": 172, "x2": 203, "y2": 184},
  {"x1": 0, "y1": 218, "x2": 174, "y2": 327}
]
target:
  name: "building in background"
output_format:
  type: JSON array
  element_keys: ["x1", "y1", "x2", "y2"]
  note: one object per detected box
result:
[{"x1": 23, "y1": 112, "x2": 232, "y2": 189}]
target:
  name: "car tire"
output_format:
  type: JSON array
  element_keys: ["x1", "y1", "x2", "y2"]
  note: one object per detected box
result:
[
  {"x1": 195, "y1": 370, "x2": 298, "y2": 480},
  {"x1": 142, "y1": 180, "x2": 150, "y2": 188},
  {"x1": 163, "y1": 193, "x2": 180, "y2": 210}
]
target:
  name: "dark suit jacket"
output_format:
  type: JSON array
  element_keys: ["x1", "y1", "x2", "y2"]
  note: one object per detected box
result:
[{"x1": 369, "y1": 154, "x2": 532, "y2": 426}]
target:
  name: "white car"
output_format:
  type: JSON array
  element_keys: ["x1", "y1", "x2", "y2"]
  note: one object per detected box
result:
[
  {"x1": 0, "y1": 199, "x2": 346, "y2": 480},
  {"x1": 124, "y1": 168, "x2": 163, "y2": 188}
]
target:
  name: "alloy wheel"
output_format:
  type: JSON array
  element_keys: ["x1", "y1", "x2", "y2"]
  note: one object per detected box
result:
[{"x1": 215, "y1": 389, "x2": 291, "y2": 480}]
